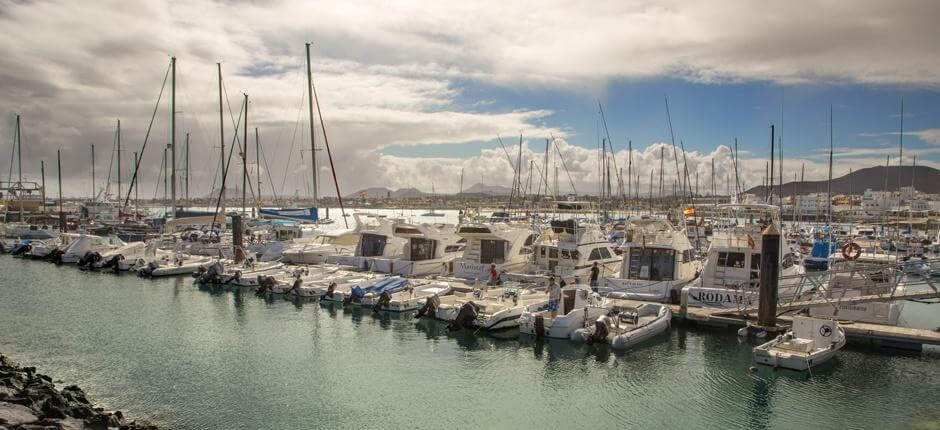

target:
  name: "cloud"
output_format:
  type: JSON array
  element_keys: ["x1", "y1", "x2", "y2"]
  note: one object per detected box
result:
[
  {"x1": 907, "y1": 129, "x2": 940, "y2": 145},
  {"x1": 0, "y1": 0, "x2": 937, "y2": 198}
]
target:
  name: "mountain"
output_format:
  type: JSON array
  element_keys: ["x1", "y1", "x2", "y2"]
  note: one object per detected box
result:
[
  {"x1": 460, "y1": 183, "x2": 512, "y2": 195},
  {"x1": 390, "y1": 188, "x2": 427, "y2": 199},
  {"x1": 345, "y1": 187, "x2": 393, "y2": 199},
  {"x1": 745, "y1": 165, "x2": 939, "y2": 196}
]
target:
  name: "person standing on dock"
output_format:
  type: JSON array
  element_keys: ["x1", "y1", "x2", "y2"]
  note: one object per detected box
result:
[
  {"x1": 590, "y1": 262, "x2": 600, "y2": 292},
  {"x1": 548, "y1": 276, "x2": 561, "y2": 318}
]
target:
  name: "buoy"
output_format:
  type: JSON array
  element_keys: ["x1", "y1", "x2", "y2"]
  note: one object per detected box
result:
[{"x1": 737, "y1": 327, "x2": 749, "y2": 337}]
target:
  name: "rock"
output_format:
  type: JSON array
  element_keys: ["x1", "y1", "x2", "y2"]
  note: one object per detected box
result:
[
  {"x1": 55, "y1": 417, "x2": 86, "y2": 430},
  {"x1": 69, "y1": 404, "x2": 95, "y2": 419},
  {"x1": 0, "y1": 401, "x2": 40, "y2": 426},
  {"x1": 41, "y1": 402, "x2": 68, "y2": 419}
]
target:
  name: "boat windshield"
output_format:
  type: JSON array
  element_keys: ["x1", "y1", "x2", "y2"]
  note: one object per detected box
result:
[{"x1": 625, "y1": 247, "x2": 675, "y2": 281}]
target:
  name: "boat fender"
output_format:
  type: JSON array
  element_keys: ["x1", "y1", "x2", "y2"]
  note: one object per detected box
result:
[
  {"x1": 372, "y1": 291, "x2": 392, "y2": 312},
  {"x1": 534, "y1": 315, "x2": 545, "y2": 338}
]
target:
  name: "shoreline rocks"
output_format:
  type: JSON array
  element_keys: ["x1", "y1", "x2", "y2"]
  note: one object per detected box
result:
[{"x1": 0, "y1": 353, "x2": 158, "y2": 430}]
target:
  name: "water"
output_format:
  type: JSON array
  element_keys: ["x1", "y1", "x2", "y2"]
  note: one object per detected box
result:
[{"x1": 0, "y1": 256, "x2": 938, "y2": 429}]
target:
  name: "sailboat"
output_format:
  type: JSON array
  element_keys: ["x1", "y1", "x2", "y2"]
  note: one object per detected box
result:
[
  {"x1": 421, "y1": 183, "x2": 446, "y2": 217},
  {"x1": 261, "y1": 43, "x2": 347, "y2": 226}
]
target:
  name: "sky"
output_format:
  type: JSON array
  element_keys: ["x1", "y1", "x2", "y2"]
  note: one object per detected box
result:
[{"x1": 0, "y1": 0, "x2": 938, "y2": 199}]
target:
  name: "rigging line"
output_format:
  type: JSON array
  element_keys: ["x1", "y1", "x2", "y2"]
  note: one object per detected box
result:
[
  {"x1": 7, "y1": 118, "x2": 17, "y2": 183},
  {"x1": 495, "y1": 135, "x2": 518, "y2": 173},
  {"x1": 597, "y1": 101, "x2": 624, "y2": 202},
  {"x1": 309, "y1": 62, "x2": 348, "y2": 227},
  {"x1": 175, "y1": 63, "x2": 214, "y2": 199},
  {"x1": 152, "y1": 147, "x2": 166, "y2": 200},
  {"x1": 102, "y1": 126, "x2": 117, "y2": 199},
  {"x1": 123, "y1": 60, "x2": 171, "y2": 209},
  {"x1": 280, "y1": 86, "x2": 307, "y2": 197},
  {"x1": 550, "y1": 134, "x2": 578, "y2": 195},
  {"x1": 664, "y1": 95, "x2": 683, "y2": 203},
  {"x1": 210, "y1": 97, "x2": 246, "y2": 223},
  {"x1": 257, "y1": 130, "x2": 280, "y2": 204}
]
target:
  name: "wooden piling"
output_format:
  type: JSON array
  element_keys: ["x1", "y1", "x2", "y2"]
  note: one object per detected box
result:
[
  {"x1": 232, "y1": 213, "x2": 245, "y2": 263},
  {"x1": 757, "y1": 224, "x2": 780, "y2": 327}
]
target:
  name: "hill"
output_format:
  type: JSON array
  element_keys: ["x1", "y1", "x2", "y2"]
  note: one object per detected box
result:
[{"x1": 745, "y1": 165, "x2": 939, "y2": 196}]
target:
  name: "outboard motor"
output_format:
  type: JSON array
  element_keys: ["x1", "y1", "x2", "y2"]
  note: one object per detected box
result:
[
  {"x1": 534, "y1": 315, "x2": 546, "y2": 338},
  {"x1": 256, "y1": 275, "x2": 277, "y2": 295},
  {"x1": 100, "y1": 254, "x2": 123, "y2": 272},
  {"x1": 321, "y1": 282, "x2": 337, "y2": 300},
  {"x1": 138, "y1": 261, "x2": 159, "y2": 278},
  {"x1": 588, "y1": 314, "x2": 613, "y2": 345},
  {"x1": 45, "y1": 248, "x2": 64, "y2": 264},
  {"x1": 197, "y1": 261, "x2": 224, "y2": 284},
  {"x1": 11, "y1": 243, "x2": 32, "y2": 256},
  {"x1": 448, "y1": 301, "x2": 480, "y2": 331},
  {"x1": 77, "y1": 251, "x2": 101, "y2": 269},
  {"x1": 415, "y1": 294, "x2": 440, "y2": 319},
  {"x1": 372, "y1": 291, "x2": 393, "y2": 312}
]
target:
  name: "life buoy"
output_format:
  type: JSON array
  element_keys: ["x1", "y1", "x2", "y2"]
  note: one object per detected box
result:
[{"x1": 841, "y1": 242, "x2": 862, "y2": 261}]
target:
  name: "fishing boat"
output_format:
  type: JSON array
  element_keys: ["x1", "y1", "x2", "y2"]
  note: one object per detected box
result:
[
  {"x1": 571, "y1": 303, "x2": 671, "y2": 349},
  {"x1": 518, "y1": 285, "x2": 607, "y2": 339},
  {"x1": 753, "y1": 316, "x2": 845, "y2": 371},
  {"x1": 601, "y1": 218, "x2": 701, "y2": 303}
]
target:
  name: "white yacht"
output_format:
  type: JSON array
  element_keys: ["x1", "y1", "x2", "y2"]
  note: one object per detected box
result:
[
  {"x1": 453, "y1": 222, "x2": 539, "y2": 280},
  {"x1": 332, "y1": 219, "x2": 463, "y2": 276},
  {"x1": 683, "y1": 204, "x2": 806, "y2": 309},
  {"x1": 601, "y1": 218, "x2": 702, "y2": 303},
  {"x1": 504, "y1": 219, "x2": 620, "y2": 283},
  {"x1": 281, "y1": 230, "x2": 358, "y2": 264},
  {"x1": 753, "y1": 316, "x2": 845, "y2": 371},
  {"x1": 1, "y1": 223, "x2": 59, "y2": 240},
  {"x1": 58, "y1": 234, "x2": 126, "y2": 264},
  {"x1": 327, "y1": 216, "x2": 409, "y2": 269},
  {"x1": 518, "y1": 285, "x2": 607, "y2": 339}
]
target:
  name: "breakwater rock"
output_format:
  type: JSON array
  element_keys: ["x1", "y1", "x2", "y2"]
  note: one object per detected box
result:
[{"x1": 0, "y1": 353, "x2": 158, "y2": 430}]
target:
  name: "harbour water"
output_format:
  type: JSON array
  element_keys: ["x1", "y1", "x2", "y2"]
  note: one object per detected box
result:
[{"x1": 1, "y1": 256, "x2": 938, "y2": 429}]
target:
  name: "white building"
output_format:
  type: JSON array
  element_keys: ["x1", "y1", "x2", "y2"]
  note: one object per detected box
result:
[
  {"x1": 861, "y1": 189, "x2": 892, "y2": 216},
  {"x1": 794, "y1": 193, "x2": 828, "y2": 216}
]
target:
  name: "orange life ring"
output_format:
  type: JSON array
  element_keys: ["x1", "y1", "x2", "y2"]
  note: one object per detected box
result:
[{"x1": 841, "y1": 242, "x2": 862, "y2": 261}]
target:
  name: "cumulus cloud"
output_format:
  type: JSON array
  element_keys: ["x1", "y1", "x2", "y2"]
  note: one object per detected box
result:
[{"x1": 0, "y1": 0, "x2": 937, "y2": 197}]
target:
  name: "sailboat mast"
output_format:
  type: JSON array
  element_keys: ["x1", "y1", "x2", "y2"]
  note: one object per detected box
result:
[
  {"x1": 769, "y1": 124, "x2": 775, "y2": 203},
  {"x1": 827, "y1": 106, "x2": 833, "y2": 224},
  {"x1": 57, "y1": 150, "x2": 63, "y2": 230},
  {"x1": 255, "y1": 127, "x2": 260, "y2": 203},
  {"x1": 40, "y1": 161, "x2": 45, "y2": 213},
  {"x1": 134, "y1": 152, "x2": 139, "y2": 217},
  {"x1": 242, "y1": 93, "x2": 248, "y2": 215},
  {"x1": 185, "y1": 132, "x2": 190, "y2": 204},
  {"x1": 305, "y1": 43, "x2": 319, "y2": 205},
  {"x1": 897, "y1": 98, "x2": 903, "y2": 234},
  {"x1": 90, "y1": 144, "x2": 95, "y2": 201},
  {"x1": 117, "y1": 119, "x2": 122, "y2": 203},
  {"x1": 16, "y1": 114, "x2": 22, "y2": 184},
  {"x1": 170, "y1": 56, "x2": 176, "y2": 220},
  {"x1": 217, "y1": 63, "x2": 226, "y2": 227}
]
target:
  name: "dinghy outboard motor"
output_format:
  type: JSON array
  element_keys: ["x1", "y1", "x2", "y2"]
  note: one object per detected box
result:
[
  {"x1": 534, "y1": 315, "x2": 546, "y2": 338},
  {"x1": 138, "y1": 261, "x2": 159, "y2": 278},
  {"x1": 100, "y1": 254, "x2": 123, "y2": 272},
  {"x1": 586, "y1": 314, "x2": 613, "y2": 345},
  {"x1": 372, "y1": 291, "x2": 393, "y2": 312},
  {"x1": 45, "y1": 248, "x2": 64, "y2": 264},
  {"x1": 197, "y1": 261, "x2": 224, "y2": 284},
  {"x1": 321, "y1": 282, "x2": 337, "y2": 300},
  {"x1": 448, "y1": 301, "x2": 480, "y2": 331},
  {"x1": 77, "y1": 251, "x2": 101, "y2": 269},
  {"x1": 256, "y1": 275, "x2": 277, "y2": 295},
  {"x1": 415, "y1": 294, "x2": 440, "y2": 319},
  {"x1": 11, "y1": 243, "x2": 31, "y2": 256}
]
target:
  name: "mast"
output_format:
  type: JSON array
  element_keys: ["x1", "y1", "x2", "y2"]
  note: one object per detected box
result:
[
  {"x1": 659, "y1": 146, "x2": 664, "y2": 199},
  {"x1": 170, "y1": 56, "x2": 176, "y2": 220},
  {"x1": 307, "y1": 42, "x2": 348, "y2": 226},
  {"x1": 769, "y1": 124, "x2": 775, "y2": 203},
  {"x1": 242, "y1": 93, "x2": 248, "y2": 215},
  {"x1": 255, "y1": 127, "x2": 260, "y2": 203},
  {"x1": 134, "y1": 151, "x2": 139, "y2": 217},
  {"x1": 459, "y1": 167, "x2": 464, "y2": 194},
  {"x1": 827, "y1": 105, "x2": 833, "y2": 224},
  {"x1": 17, "y1": 114, "x2": 22, "y2": 184},
  {"x1": 627, "y1": 140, "x2": 632, "y2": 204},
  {"x1": 90, "y1": 144, "x2": 95, "y2": 201},
  {"x1": 117, "y1": 119, "x2": 121, "y2": 203},
  {"x1": 184, "y1": 132, "x2": 190, "y2": 204},
  {"x1": 305, "y1": 42, "x2": 319, "y2": 205},
  {"x1": 217, "y1": 63, "x2": 226, "y2": 227},
  {"x1": 897, "y1": 98, "x2": 903, "y2": 236},
  {"x1": 57, "y1": 150, "x2": 62, "y2": 230},
  {"x1": 40, "y1": 161, "x2": 45, "y2": 213}
]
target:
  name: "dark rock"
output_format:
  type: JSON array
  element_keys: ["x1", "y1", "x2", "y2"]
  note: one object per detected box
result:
[
  {"x1": 0, "y1": 401, "x2": 39, "y2": 426},
  {"x1": 41, "y1": 402, "x2": 68, "y2": 419},
  {"x1": 69, "y1": 404, "x2": 95, "y2": 419},
  {"x1": 54, "y1": 417, "x2": 85, "y2": 430}
]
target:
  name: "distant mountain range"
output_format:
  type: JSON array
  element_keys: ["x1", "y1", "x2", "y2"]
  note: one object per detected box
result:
[
  {"x1": 746, "y1": 165, "x2": 939, "y2": 196},
  {"x1": 345, "y1": 183, "x2": 513, "y2": 199}
]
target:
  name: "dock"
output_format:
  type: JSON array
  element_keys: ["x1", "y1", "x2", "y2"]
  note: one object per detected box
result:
[{"x1": 609, "y1": 298, "x2": 940, "y2": 351}]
